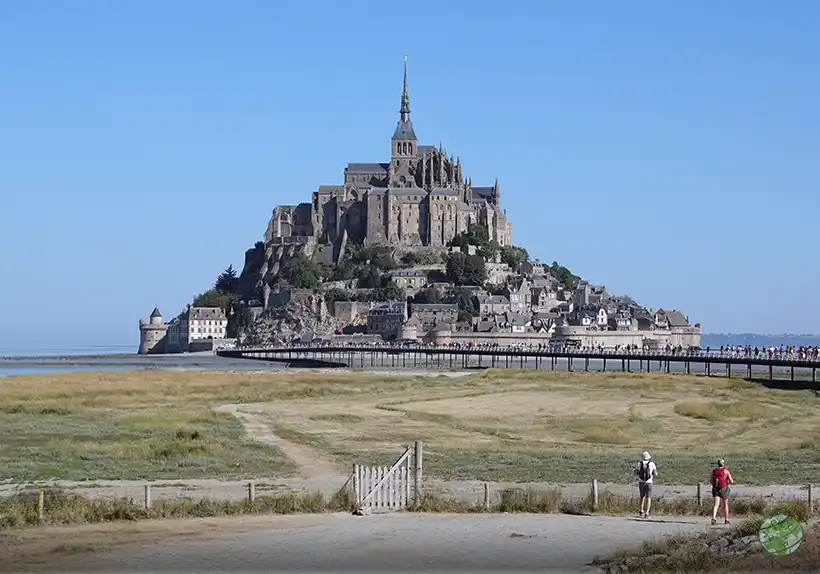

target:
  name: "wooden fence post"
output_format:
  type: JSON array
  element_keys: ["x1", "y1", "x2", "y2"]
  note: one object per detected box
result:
[
  {"x1": 413, "y1": 440, "x2": 423, "y2": 505},
  {"x1": 591, "y1": 479, "x2": 599, "y2": 511},
  {"x1": 484, "y1": 482, "x2": 490, "y2": 511},
  {"x1": 144, "y1": 484, "x2": 152, "y2": 509},
  {"x1": 352, "y1": 464, "x2": 360, "y2": 505},
  {"x1": 37, "y1": 490, "x2": 44, "y2": 522},
  {"x1": 697, "y1": 483, "x2": 702, "y2": 506},
  {"x1": 808, "y1": 484, "x2": 813, "y2": 513},
  {"x1": 247, "y1": 482, "x2": 255, "y2": 504}
]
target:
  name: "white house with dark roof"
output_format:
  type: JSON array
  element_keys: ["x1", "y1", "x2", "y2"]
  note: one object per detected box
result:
[{"x1": 166, "y1": 306, "x2": 229, "y2": 352}]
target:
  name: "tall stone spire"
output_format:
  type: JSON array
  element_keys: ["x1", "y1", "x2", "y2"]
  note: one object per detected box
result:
[
  {"x1": 400, "y1": 55, "x2": 410, "y2": 122},
  {"x1": 392, "y1": 55, "x2": 417, "y2": 144}
]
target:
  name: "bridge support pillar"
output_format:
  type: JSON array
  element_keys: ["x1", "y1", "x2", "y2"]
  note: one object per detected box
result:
[
  {"x1": 813, "y1": 368, "x2": 816, "y2": 383},
  {"x1": 707, "y1": 362, "x2": 711, "y2": 377},
  {"x1": 727, "y1": 363, "x2": 731, "y2": 378},
  {"x1": 666, "y1": 360, "x2": 670, "y2": 374},
  {"x1": 791, "y1": 366, "x2": 795, "y2": 382},
  {"x1": 568, "y1": 357, "x2": 572, "y2": 372},
  {"x1": 686, "y1": 361, "x2": 690, "y2": 375},
  {"x1": 640, "y1": 359, "x2": 644, "y2": 372},
  {"x1": 603, "y1": 357, "x2": 607, "y2": 372},
  {"x1": 621, "y1": 358, "x2": 625, "y2": 372},
  {"x1": 584, "y1": 357, "x2": 589, "y2": 372},
  {"x1": 769, "y1": 364, "x2": 773, "y2": 380},
  {"x1": 747, "y1": 363, "x2": 752, "y2": 379}
]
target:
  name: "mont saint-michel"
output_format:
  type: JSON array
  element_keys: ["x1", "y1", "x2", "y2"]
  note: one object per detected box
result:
[
  {"x1": 268, "y1": 58, "x2": 511, "y2": 251},
  {"x1": 139, "y1": 60, "x2": 701, "y2": 354}
]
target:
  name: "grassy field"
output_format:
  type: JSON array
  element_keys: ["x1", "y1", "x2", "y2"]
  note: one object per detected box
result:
[{"x1": 1, "y1": 368, "x2": 819, "y2": 483}]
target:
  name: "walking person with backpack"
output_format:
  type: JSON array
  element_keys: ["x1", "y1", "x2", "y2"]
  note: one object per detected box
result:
[
  {"x1": 711, "y1": 458, "x2": 734, "y2": 525},
  {"x1": 634, "y1": 451, "x2": 657, "y2": 518}
]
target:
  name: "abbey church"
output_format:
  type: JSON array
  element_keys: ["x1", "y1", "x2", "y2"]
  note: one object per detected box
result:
[{"x1": 266, "y1": 59, "x2": 513, "y2": 252}]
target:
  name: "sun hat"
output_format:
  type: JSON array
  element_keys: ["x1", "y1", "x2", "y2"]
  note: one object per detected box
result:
[{"x1": 641, "y1": 451, "x2": 651, "y2": 461}]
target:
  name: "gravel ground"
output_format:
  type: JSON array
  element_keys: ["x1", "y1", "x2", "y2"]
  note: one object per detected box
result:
[{"x1": 42, "y1": 513, "x2": 712, "y2": 573}]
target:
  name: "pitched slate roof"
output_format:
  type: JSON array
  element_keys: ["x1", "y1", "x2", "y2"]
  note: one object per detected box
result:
[
  {"x1": 471, "y1": 187, "x2": 494, "y2": 201},
  {"x1": 392, "y1": 120, "x2": 417, "y2": 141},
  {"x1": 665, "y1": 310, "x2": 689, "y2": 327},
  {"x1": 345, "y1": 163, "x2": 389, "y2": 174}
]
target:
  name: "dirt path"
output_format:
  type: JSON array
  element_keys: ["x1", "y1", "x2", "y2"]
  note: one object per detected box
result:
[
  {"x1": 5, "y1": 513, "x2": 711, "y2": 573},
  {"x1": 214, "y1": 403, "x2": 345, "y2": 481}
]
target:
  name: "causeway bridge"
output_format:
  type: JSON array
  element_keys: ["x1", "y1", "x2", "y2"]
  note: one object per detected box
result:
[{"x1": 217, "y1": 345, "x2": 820, "y2": 384}]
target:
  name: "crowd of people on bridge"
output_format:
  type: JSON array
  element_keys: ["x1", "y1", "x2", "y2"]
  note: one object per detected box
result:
[{"x1": 217, "y1": 340, "x2": 820, "y2": 362}]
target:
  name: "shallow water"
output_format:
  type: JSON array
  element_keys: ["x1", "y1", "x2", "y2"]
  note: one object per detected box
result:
[{"x1": 0, "y1": 353, "x2": 286, "y2": 378}]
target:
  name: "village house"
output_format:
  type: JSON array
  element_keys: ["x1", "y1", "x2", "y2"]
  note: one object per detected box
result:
[
  {"x1": 166, "y1": 306, "x2": 229, "y2": 353},
  {"x1": 367, "y1": 301, "x2": 407, "y2": 340},
  {"x1": 589, "y1": 285, "x2": 609, "y2": 306},
  {"x1": 505, "y1": 312, "x2": 530, "y2": 333},
  {"x1": 477, "y1": 294, "x2": 511, "y2": 316},
  {"x1": 389, "y1": 269, "x2": 428, "y2": 294},
  {"x1": 530, "y1": 286, "x2": 558, "y2": 313},
  {"x1": 409, "y1": 303, "x2": 459, "y2": 331},
  {"x1": 654, "y1": 309, "x2": 690, "y2": 329},
  {"x1": 610, "y1": 309, "x2": 636, "y2": 331},
  {"x1": 596, "y1": 307, "x2": 609, "y2": 330},
  {"x1": 503, "y1": 278, "x2": 530, "y2": 313},
  {"x1": 520, "y1": 259, "x2": 547, "y2": 278},
  {"x1": 531, "y1": 312, "x2": 557, "y2": 334},
  {"x1": 569, "y1": 309, "x2": 596, "y2": 328}
]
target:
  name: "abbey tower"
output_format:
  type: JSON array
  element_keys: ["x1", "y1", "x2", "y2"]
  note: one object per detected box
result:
[{"x1": 265, "y1": 58, "x2": 512, "y2": 254}]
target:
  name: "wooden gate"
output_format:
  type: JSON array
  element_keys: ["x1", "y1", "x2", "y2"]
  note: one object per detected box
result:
[{"x1": 352, "y1": 440, "x2": 422, "y2": 514}]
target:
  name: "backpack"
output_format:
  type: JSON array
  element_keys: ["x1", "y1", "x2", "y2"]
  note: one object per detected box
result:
[
  {"x1": 638, "y1": 461, "x2": 652, "y2": 481},
  {"x1": 713, "y1": 467, "x2": 728, "y2": 489}
]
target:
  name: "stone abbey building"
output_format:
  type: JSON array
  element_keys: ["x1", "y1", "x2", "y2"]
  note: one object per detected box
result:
[{"x1": 266, "y1": 59, "x2": 513, "y2": 253}]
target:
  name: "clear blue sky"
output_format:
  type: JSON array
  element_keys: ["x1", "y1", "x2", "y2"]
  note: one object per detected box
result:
[{"x1": 2, "y1": 0, "x2": 819, "y2": 351}]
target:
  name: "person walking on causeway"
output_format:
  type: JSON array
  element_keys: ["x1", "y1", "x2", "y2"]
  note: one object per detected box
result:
[
  {"x1": 635, "y1": 451, "x2": 657, "y2": 518},
  {"x1": 711, "y1": 458, "x2": 734, "y2": 525}
]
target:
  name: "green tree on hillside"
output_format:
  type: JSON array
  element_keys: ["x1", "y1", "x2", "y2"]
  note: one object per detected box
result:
[
  {"x1": 500, "y1": 245, "x2": 529, "y2": 271},
  {"x1": 193, "y1": 289, "x2": 235, "y2": 312},
  {"x1": 442, "y1": 288, "x2": 478, "y2": 323},
  {"x1": 412, "y1": 287, "x2": 441, "y2": 304},
  {"x1": 357, "y1": 265, "x2": 382, "y2": 289},
  {"x1": 214, "y1": 265, "x2": 239, "y2": 294},
  {"x1": 446, "y1": 252, "x2": 487, "y2": 286},
  {"x1": 550, "y1": 261, "x2": 580, "y2": 290},
  {"x1": 280, "y1": 252, "x2": 321, "y2": 289}
]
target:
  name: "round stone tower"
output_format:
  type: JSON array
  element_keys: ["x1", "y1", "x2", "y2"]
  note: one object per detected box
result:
[{"x1": 138, "y1": 307, "x2": 168, "y2": 354}]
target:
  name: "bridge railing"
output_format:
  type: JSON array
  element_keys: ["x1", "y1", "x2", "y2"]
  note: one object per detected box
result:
[{"x1": 217, "y1": 343, "x2": 820, "y2": 363}]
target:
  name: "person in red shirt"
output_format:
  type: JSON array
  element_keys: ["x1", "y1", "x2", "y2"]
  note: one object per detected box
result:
[{"x1": 710, "y1": 458, "x2": 734, "y2": 525}]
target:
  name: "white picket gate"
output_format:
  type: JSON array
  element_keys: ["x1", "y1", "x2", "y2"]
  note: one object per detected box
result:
[{"x1": 352, "y1": 441, "x2": 421, "y2": 514}]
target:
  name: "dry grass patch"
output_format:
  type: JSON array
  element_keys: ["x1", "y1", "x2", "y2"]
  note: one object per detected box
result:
[
  {"x1": 3, "y1": 369, "x2": 820, "y2": 483},
  {"x1": 674, "y1": 400, "x2": 783, "y2": 421},
  {"x1": 0, "y1": 487, "x2": 355, "y2": 530}
]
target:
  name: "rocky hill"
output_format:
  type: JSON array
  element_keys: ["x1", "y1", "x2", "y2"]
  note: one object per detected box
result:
[{"x1": 189, "y1": 221, "x2": 660, "y2": 344}]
